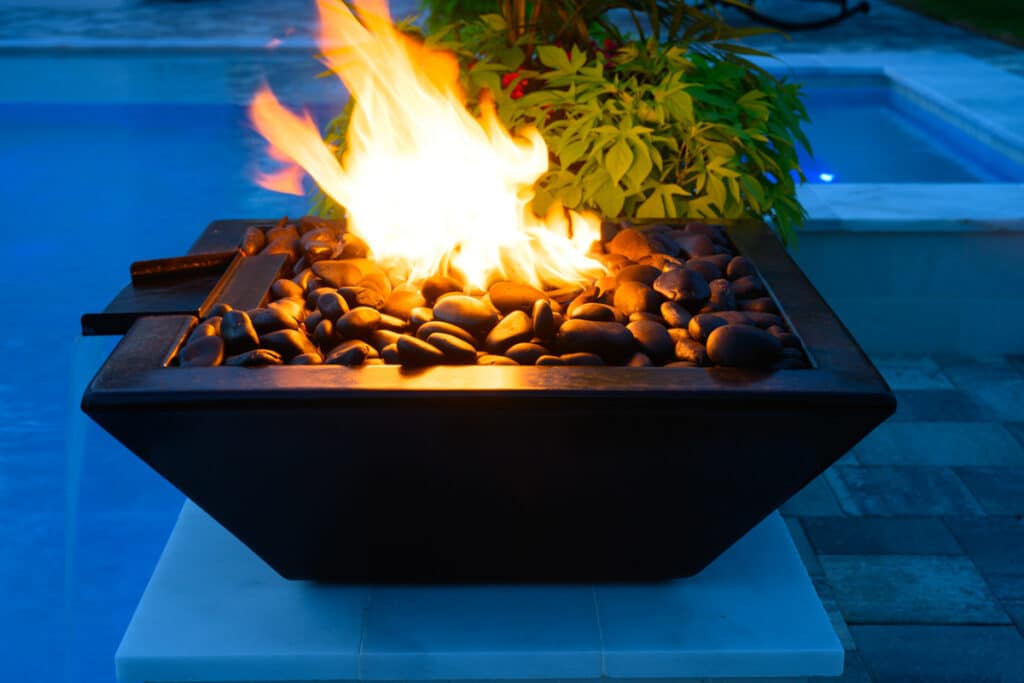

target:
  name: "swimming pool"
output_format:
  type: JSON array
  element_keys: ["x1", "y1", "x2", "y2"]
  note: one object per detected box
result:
[{"x1": 798, "y1": 75, "x2": 1024, "y2": 184}]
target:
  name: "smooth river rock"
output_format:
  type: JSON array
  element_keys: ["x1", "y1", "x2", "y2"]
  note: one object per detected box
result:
[
  {"x1": 221, "y1": 310, "x2": 260, "y2": 354},
  {"x1": 652, "y1": 268, "x2": 710, "y2": 312},
  {"x1": 613, "y1": 281, "x2": 661, "y2": 315},
  {"x1": 325, "y1": 339, "x2": 376, "y2": 366},
  {"x1": 484, "y1": 310, "x2": 533, "y2": 354},
  {"x1": 531, "y1": 299, "x2": 555, "y2": 340},
  {"x1": 706, "y1": 324, "x2": 783, "y2": 367},
  {"x1": 556, "y1": 319, "x2": 634, "y2": 362},
  {"x1": 179, "y1": 335, "x2": 224, "y2": 367},
  {"x1": 626, "y1": 320, "x2": 674, "y2": 364},
  {"x1": 606, "y1": 227, "x2": 652, "y2": 261},
  {"x1": 433, "y1": 295, "x2": 499, "y2": 337},
  {"x1": 335, "y1": 307, "x2": 381, "y2": 340},
  {"x1": 505, "y1": 342, "x2": 549, "y2": 365},
  {"x1": 260, "y1": 329, "x2": 317, "y2": 360},
  {"x1": 426, "y1": 332, "x2": 477, "y2": 364},
  {"x1": 489, "y1": 281, "x2": 546, "y2": 314},
  {"x1": 396, "y1": 335, "x2": 446, "y2": 367},
  {"x1": 688, "y1": 313, "x2": 730, "y2": 344},
  {"x1": 416, "y1": 320, "x2": 476, "y2": 347}
]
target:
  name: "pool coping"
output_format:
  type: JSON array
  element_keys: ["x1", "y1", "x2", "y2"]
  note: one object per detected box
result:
[{"x1": 754, "y1": 52, "x2": 1024, "y2": 232}]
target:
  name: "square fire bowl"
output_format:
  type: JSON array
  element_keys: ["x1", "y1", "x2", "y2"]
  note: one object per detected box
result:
[{"x1": 82, "y1": 219, "x2": 895, "y2": 582}]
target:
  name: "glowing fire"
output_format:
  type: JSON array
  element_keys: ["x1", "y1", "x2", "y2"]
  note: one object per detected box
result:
[{"x1": 249, "y1": 0, "x2": 604, "y2": 291}]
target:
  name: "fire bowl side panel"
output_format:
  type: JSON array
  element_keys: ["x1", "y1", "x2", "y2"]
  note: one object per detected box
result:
[{"x1": 87, "y1": 389, "x2": 886, "y2": 582}]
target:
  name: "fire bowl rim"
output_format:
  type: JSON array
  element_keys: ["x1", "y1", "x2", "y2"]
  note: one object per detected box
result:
[{"x1": 83, "y1": 218, "x2": 894, "y2": 414}]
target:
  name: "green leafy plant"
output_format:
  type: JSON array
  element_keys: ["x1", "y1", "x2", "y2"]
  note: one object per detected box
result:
[{"x1": 314, "y1": 1, "x2": 811, "y2": 242}]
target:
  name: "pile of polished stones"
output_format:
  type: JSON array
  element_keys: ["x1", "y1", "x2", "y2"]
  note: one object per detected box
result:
[{"x1": 177, "y1": 216, "x2": 807, "y2": 369}]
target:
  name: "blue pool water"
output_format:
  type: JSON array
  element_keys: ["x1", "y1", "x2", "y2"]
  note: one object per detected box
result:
[
  {"x1": 0, "y1": 101, "x2": 311, "y2": 683},
  {"x1": 798, "y1": 79, "x2": 1024, "y2": 183}
]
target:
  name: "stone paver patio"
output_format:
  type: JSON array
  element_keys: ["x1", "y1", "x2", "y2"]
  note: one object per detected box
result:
[{"x1": 782, "y1": 354, "x2": 1024, "y2": 682}]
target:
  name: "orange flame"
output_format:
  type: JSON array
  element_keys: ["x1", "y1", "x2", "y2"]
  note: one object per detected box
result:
[{"x1": 249, "y1": 0, "x2": 604, "y2": 291}]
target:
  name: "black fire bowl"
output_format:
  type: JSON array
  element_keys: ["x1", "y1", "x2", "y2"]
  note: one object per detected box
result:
[{"x1": 82, "y1": 219, "x2": 895, "y2": 583}]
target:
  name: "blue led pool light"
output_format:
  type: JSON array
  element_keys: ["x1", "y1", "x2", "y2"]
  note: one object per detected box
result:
[{"x1": 819, "y1": 172, "x2": 835, "y2": 183}]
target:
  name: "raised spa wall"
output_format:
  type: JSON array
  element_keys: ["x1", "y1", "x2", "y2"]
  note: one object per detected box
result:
[{"x1": 762, "y1": 53, "x2": 1024, "y2": 355}]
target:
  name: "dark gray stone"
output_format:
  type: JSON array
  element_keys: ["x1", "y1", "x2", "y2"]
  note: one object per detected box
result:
[
  {"x1": 626, "y1": 352, "x2": 653, "y2": 367},
  {"x1": 324, "y1": 339, "x2": 375, "y2": 366},
  {"x1": 223, "y1": 349, "x2": 283, "y2": 366},
  {"x1": 726, "y1": 255, "x2": 756, "y2": 280},
  {"x1": 247, "y1": 307, "x2": 299, "y2": 334},
  {"x1": 706, "y1": 324, "x2": 782, "y2": 367},
  {"x1": 426, "y1": 332, "x2": 477, "y2": 365},
  {"x1": 259, "y1": 329, "x2": 317, "y2": 360},
  {"x1": 673, "y1": 338, "x2": 709, "y2": 366},
  {"x1": 821, "y1": 555, "x2": 1009, "y2": 625},
  {"x1": 556, "y1": 319, "x2": 634, "y2": 362},
  {"x1": 802, "y1": 517, "x2": 962, "y2": 556},
  {"x1": 731, "y1": 274, "x2": 766, "y2": 299},
  {"x1": 433, "y1": 295, "x2": 499, "y2": 337},
  {"x1": 368, "y1": 329, "x2": 401, "y2": 352},
  {"x1": 396, "y1": 335, "x2": 445, "y2": 367},
  {"x1": 616, "y1": 263, "x2": 661, "y2": 287},
  {"x1": 627, "y1": 320, "x2": 674, "y2": 364},
  {"x1": 505, "y1": 342, "x2": 549, "y2": 365},
  {"x1": 335, "y1": 307, "x2": 381, "y2": 340},
  {"x1": 956, "y1": 467, "x2": 1024, "y2": 514},
  {"x1": 186, "y1": 317, "x2": 220, "y2": 346},
  {"x1": 317, "y1": 291, "x2": 350, "y2": 322},
  {"x1": 421, "y1": 273, "x2": 462, "y2": 303},
  {"x1": 531, "y1": 299, "x2": 555, "y2": 341},
  {"x1": 240, "y1": 226, "x2": 266, "y2": 255},
  {"x1": 313, "y1": 319, "x2": 338, "y2": 350},
  {"x1": 569, "y1": 302, "x2": 618, "y2": 322},
  {"x1": 672, "y1": 231, "x2": 715, "y2": 258},
  {"x1": 652, "y1": 268, "x2": 710, "y2": 312},
  {"x1": 337, "y1": 285, "x2": 384, "y2": 310},
  {"x1": 851, "y1": 625, "x2": 1024, "y2": 682},
  {"x1": 660, "y1": 301, "x2": 692, "y2": 329},
  {"x1": 178, "y1": 335, "x2": 224, "y2": 367},
  {"x1": 382, "y1": 288, "x2": 426, "y2": 320},
  {"x1": 312, "y1": 259, "x2": 363, "y2": 288},
  {"x1": 706, "y1": 278, "x2": 736, "y2": 311},
  {"x1": 888, "y1": 389, "x2": 983, "y2": 421},
  {"x1": 484, "y1": 310, "x2": 533, "y2": 354},
  {"x1": 410, "y1": 306, "x2": 434, "y2": 328},
  {"x1": 488, "y1": 281, "x2": 546, "y2": 314},
  {"x1": 830, "y1": 466, "x2": 985, "y2": 516},
  {"x1": 612, "y1": 281, "x2": 661, "y2": 315},
  {"x1": 416, "y1": 320, "x2": 476, "y2": 347},
  {"x1": 221, "y1": 310, "x2": 260, "y2": 353},
  {"x1": 606, "y1": 227, "x2": 651, "y2": 261},
  {"x1": 271, "y1": 278, "x2": 304, "y2": 300},
  {"x1": 683, "y1": 258, "x2": 721, "y2": 283}
]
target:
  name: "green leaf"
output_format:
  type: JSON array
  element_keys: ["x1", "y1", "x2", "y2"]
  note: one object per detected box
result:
[
  {"x1": 559, "y1": 139, "x2": 590, "y2": 169},
  {"x1": 557, "y1": 184, "x2": 583, "y2": 209},
  {"x1": 536, "y1": 45, "x2": 573, "y2": 72},
  {"x1": 594, "y1": 182, "x2": 625, "y2": 218},
  {"x1": 636, "y1": 191, "x2": 664, "y2": 219},
  {"x1": 605, "y1": 138, "x2": 633, "y2": 185},
  {"x1": 493, "y1": 46, "x2": 525, "y2": 69},
  {"x1": 480, "y1": 13, "x2": 507, "y2": 32},
  {"x1": 625, "y1": 138, "x2": 653, "y2": 191}
]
